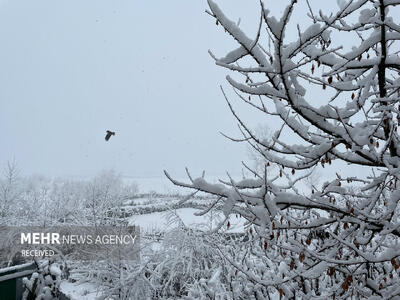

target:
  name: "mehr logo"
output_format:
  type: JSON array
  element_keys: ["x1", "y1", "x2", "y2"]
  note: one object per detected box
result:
[{"x1": 21, "y1": 233, "x2": 61, "y2": 245}]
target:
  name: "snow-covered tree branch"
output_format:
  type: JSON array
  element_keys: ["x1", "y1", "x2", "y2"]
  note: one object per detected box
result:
[{"x1": 167, "y1": 0, "x2": 400, "y2": 298}]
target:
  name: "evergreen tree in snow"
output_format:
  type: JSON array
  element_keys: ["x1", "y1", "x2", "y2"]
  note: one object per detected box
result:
[{"x1": 166, "y1": 0, "x2": 400, "y2": 298}]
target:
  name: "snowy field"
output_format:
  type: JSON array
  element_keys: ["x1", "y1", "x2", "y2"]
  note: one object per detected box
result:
[
  {"x1": 122, "y1": 175, "x2": 250, "y2": 233},
  {"x1": 129, "y1": 207, "x2": 246, "y2": 233},
  {"x1": 60, "y1": 282, "x2": 100, "y2": 300}
]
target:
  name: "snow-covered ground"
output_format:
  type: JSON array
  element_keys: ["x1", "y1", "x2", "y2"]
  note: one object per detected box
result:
[
  {"x1": 60, "y1": 282, "x2": 100, "y2": 300},
  {"x1": 129, "y1": 207, "x2": 246, "y2": 233}
]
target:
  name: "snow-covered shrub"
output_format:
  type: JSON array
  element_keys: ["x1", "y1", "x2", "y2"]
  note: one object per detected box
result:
[
  {"x1": 147, "y1": 226, "x2": 221, "y2": 298},
  {"x1": 185, "y1": 234, "x2": 275, "y2": 300},
  {"x1": 167, "y1": 0, "x2": 400, "y2": 298},
  {"x1": 82, "y1": 213, "x2": 232, "y2": 299},
  {"x1": 144, "y1": 221, "x2": 280, "y2": 299},
  {"x1": 64, "y1": 259, "x2": 149, "y2": 300},
  {"x1": 22, "y1": 259, "x2": 68, "y2": 300}
]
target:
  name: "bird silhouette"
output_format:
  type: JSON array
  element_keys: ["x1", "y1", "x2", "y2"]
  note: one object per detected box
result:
[{"x1": 105, "y1": 130, "x2": 115, "y2": 141}]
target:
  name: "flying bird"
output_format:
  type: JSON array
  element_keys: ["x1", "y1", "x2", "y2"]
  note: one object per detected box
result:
[{"x1": 105, "y1": 130, "x2": 115, "y2": 141}]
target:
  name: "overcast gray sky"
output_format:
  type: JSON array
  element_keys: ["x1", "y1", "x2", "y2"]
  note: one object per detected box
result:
[{"x1": 0, "y1": 0, "x2": 347, "y2": 179}]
